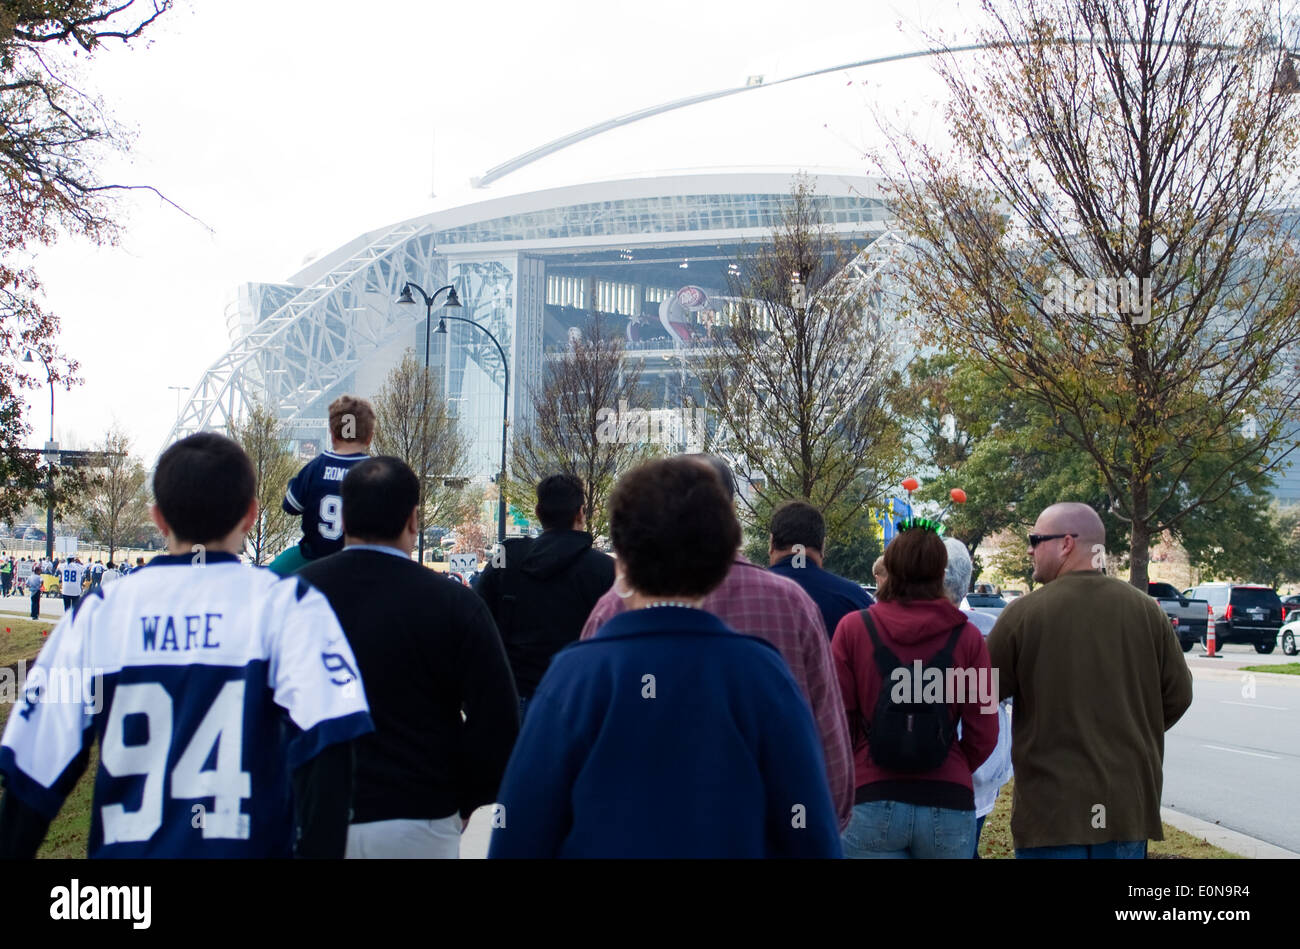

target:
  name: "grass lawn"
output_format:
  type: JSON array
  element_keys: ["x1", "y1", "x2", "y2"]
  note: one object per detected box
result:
[
  {"x1": 1240, "y1": 663, "x2": 1300, "y2": 675},
  {"x1": 979, "y1": 779, "x2": 1238, "y2": 858},
  {"x1": 0, "y1": 616, "x2": 56, "y2": 668},
  {"x1": 0, "y1": 621, "x2": 96, "y2": 859},
  {"x1": 0, "y1": 696, "x2": 98, "y2": 860}
]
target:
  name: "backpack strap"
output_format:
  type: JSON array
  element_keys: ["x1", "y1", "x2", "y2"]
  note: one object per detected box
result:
[
  {"x1": 927, "y1": 621, "x2": 968, "y2": 671},
  {"x1": 858, "y1": 609, "x2": 902, "y2": 677}
]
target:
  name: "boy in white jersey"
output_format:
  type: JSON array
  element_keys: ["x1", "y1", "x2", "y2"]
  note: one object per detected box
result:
[{"x1": 0, "y1": 433, "x2": 373, "y2": 858}]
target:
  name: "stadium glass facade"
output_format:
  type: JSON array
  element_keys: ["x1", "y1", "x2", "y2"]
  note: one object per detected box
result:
[
  {"x1": 170, "y1": 168, "x2": 1300, "y2": 512},
  {"x1": 170, "y1": 172, "x2": 893, "y2": 487}
]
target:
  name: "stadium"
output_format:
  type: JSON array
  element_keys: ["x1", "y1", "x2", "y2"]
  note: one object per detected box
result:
[
  {"x1": 162, "y1": 48, "x2": 1300, "y2": 509},
  {"x1": 165, "y1": 168, "x2": 895, "y2": 481},
  {"x1": 157, "y1": 42, "x2": 956, "y2": 519}
]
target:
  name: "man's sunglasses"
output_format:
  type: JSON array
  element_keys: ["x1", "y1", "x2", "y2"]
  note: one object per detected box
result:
[{"x1": 1028, "y1": 532, "x2": 1078, "y2": 548}]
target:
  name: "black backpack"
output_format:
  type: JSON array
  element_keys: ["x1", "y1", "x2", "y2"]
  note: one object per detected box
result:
[{"x1": 858, "y1": 610, "x2": 966, "y2": 773}]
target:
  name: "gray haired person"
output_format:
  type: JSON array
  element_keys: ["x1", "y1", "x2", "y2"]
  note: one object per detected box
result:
[{"x1": 943, "y1": 537, "x2": 1013, "y2": 857}]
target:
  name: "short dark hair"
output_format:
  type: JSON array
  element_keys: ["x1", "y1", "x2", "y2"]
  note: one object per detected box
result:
[
  {"x1": 683, "y1": 453, "x2": 736, "y2": 501},
  {"x1": 770, "y1": 500, "x2": 825, "y2": 552},
  {"x1": 341, "y1": 456, "x2": 419, "y2": 541},
  {"x1": 535, "y1": 474, "x2": 585, "y2": 531},
  {"x1": 877, "y1": 527, "x2": 947, "y2": 603},
  {"x1": 153, "y1": 433, "x2": 256, "y2": 545},
  {"x1": 609, "y1": 457, "x2": 739, "y2": 597}
]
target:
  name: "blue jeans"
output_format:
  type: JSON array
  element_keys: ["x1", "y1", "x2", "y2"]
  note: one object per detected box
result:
[
  {"x1": 1016, "y1": 840, "x2": 1148, "y2": 859},
  {"x1": 842, "y1": 800, "x2": 976, "y2": 859}
]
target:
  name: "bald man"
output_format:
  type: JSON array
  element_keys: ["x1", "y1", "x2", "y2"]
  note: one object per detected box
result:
[{"x1": 986, "y1": 502, "x2": 1193, "y2": 859}]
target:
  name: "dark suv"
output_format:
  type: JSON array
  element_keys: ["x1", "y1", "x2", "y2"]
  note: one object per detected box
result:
[{"x1": 1187, "y1": 583, "x2": 1284, "y2": 654}]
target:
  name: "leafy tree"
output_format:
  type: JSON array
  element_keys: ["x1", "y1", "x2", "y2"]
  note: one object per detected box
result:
[
  {"x1": 78, "y1": 424, "x2": 148, "y2": 562},
  {"x1": 896, "y1": 352, "x2": 1127, "y2": 582},
  {"x1": 509, "y1": 313, "x2": 654, "y2": 537},
  {"x1": 822, "y1": 510, "x2": 885, "y2": 585},
  {"x1": 452, "y1": 517, "x2": 490, "y2": 559},
  {"x1": 698, "y1": 177, "x2": 906, "y2": 536},
  {"x1": 880, "y1": 0, "x2": 1300, "y2": 588},
  {"x1": 900, "y1": 349, "x2": 1291, "y2": 588},
  {"x1": 987, "y1": 540, "x2": 1037, "y2": 591},
  {"x1": 371, "y1": 350, "x2": 474, "y2": 543},
  {"x1": 229, "y1": 404, "x2": 298, "y2": 565},
  {"x1": 2, "y1": 2, "x2": 173, "y2": 521},
  {"x1": 1180, "y1": 488, "x2": 1300, "y2": 587}
]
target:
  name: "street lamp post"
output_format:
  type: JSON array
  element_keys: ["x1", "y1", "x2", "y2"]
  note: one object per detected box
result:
[
  {"x1": 395, "y1": 281, "x2": 461, "y2": 565},
  {"x1": 22, "y1": 351, "x2": 56, "y2": 561},
  {"x1": 167, "y1": 385, "x2": 187, "y2": 423},
  {"x1": 436, "y1": 314, "x2": 509, "y2": 547}
]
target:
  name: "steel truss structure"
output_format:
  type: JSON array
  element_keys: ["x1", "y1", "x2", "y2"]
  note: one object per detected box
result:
[{"x1": 162, "y1": 223, "x2": 441, "y2": 454}]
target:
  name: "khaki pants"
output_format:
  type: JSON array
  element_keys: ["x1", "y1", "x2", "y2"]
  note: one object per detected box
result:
[{"x1": 345, "y1": 815, "x2": 461, "y2": 859}]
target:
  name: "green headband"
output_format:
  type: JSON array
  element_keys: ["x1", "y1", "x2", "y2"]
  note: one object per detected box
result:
[{"x1": 896, "y1": 517, "x2": 946, "y2": 536}]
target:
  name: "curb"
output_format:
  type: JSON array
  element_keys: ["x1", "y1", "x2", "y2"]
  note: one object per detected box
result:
[
  {"x1": 1160, "y1": 807, "x2": 1300, "y2": 859},
  {"x1": 1187, "y1": 664, "x2": 1300, "y2": 688}
]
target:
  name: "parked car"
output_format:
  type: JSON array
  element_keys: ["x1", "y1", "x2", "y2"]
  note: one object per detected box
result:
[
  {"x1": 1003, "y1": 589, "x2": 1025, "y2": 600},
  {"x1": 1148, "y1": 582, "x2": 1209, "y2": 652},
  {"x1": 1278, "y1": 618, "x2": 1300, "y2": 656},
  {"x1": 1186, "y1": 583, "x2": 1284, "y2": 654},
  {"x1": 963, "y1": 592, "x2": 1007, "y2": 619},
  {"x1": 1281, "y1": 594, "x2": 1300, "y2": 623}
]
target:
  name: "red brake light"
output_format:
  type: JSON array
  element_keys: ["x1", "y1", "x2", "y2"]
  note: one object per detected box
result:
[{"x1": 1224, "y1": 604, "x2": 1233, "y2": 620}]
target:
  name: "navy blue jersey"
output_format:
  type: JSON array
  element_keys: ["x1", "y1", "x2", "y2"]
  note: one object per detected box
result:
[
  {"x1": 0, "y1": 552, "x2": 372, "y2": 858},
  {"x1": 282, "y1": 451, "x2": 369, "y2": 559}
]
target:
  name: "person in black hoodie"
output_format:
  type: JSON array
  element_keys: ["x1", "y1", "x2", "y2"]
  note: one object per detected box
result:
[{"x1": 474, "y1": 473, "x2": 615, "y2": 719}]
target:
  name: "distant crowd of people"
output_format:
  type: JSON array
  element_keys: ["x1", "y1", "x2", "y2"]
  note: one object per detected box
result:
[
  {"x1": 0, "y1": 553, "x2": 147, "y2": 620},
  {"x1": 0, "y1": 393, "x2": 1194, "y2": 859}
]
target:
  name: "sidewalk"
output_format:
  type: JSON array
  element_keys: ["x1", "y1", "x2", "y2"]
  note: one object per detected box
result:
[
  {"x1": 0, "y1": 595, "x2": 64, "y2": 621},
  {"x1": 1160, "y1": 807, "x2": 1300, "y2": 858}
]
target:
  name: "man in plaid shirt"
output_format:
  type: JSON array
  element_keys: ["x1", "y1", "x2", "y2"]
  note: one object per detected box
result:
[{"x1": 579, "y1": 456, "x2": 854, "y2": 830}]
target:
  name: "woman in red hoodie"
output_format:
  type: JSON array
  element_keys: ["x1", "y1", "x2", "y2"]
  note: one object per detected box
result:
[{"x1": 831, "y1": 520, "x2": 999, "y2": 858}]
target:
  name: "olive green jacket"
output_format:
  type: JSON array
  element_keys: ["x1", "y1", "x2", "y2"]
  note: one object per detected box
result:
[{"x1": 987, "y1": 570, "x2": 1194, "y2": 849}]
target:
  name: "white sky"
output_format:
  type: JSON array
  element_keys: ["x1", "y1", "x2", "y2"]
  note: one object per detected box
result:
[{"x1": 18, "y1": 0, "x2": 980, "y2": 459}]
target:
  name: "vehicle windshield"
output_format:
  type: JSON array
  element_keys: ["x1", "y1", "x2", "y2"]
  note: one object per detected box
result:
[
  {"x1": 1148, "y1": 583, "x2": 1181, "y2": 599},
  {"x1": 967, "y1": 595, "x2": 1007, "y2": 607},
  {"x1": 1231, "y1": 588, "x2": 1281, "y2": 610}
]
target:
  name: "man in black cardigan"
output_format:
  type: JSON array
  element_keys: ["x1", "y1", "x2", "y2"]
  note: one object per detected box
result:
[{"x1": 299, "y1": 456, "x2": 519, "y2": 858}]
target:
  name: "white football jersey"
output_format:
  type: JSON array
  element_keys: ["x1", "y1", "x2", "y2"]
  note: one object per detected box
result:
[
  {"x1": 59, "y1": 562, "x2": 85, "y2": 596},
  {"x1": 0, "y1": 551, "x2": 372, "y2": 857}
]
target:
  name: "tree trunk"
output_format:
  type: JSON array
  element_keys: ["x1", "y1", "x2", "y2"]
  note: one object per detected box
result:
[{"x1": 1128, "y1": 490, "x2": 1152, "y2": 590}]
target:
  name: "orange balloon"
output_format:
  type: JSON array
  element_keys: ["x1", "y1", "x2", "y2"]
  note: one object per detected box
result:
[
  {"x1": 950, "y1": 488, "x2": 967, "y2": 504},
  {"x1": 901, "y1": 477, "x2": 919, "y2": 492}
]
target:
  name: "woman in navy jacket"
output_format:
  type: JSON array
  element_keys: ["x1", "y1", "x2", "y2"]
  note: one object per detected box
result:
[{"x1": 488, "y1": 457, "x2": 842, "y2": 858}]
